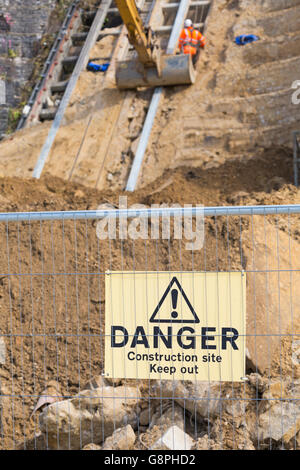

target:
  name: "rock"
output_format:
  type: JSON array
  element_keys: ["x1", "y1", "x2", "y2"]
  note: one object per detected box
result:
[
  {"x1": 296, "y1": 431, "x2": 300, "y2": 449},
  {"x1": 139, "y1": 405, "x2": 156, "y2": 426},
  {"x1": 39, "y1": 385, "x2": 141, "y2": 449},
  {"x1": 203, "y1": 161, "x2": 219, "y2": 170},
  {"x1": 192, "y1": 435, "x2": 223, "y2": 450},
  {"x1": 152, "y1": 381, "x2": 222, "y2": 421},
  {"x1": 105, "y1": 377, "x2": 123, "y2": 387},
  {"x1": 292, "y1": 340, "x2": 300, "y2": 366},
  {"x1": 74, "y1": 189, "x2": 85, "y2": 199},
  {"x1": 102, "y1": 425, "x2": 136, "y2": 450},
  {"x1": 82, "y1": 375, "x2": 107, "y2": 390},
  {"x1": 256, "y1": 401, "x2": 300, "y2": 447},
  {"x1": 0, "y1": 337, "x2": 5, "y2": 365},
  {"x1": 225, "y1": 399, "x2": 245, "y2": 418},
  {"x1": 211, "y1": 418, "x2": 255, "y2": 450},
  {"x1": 266, "y1": 176, "x2": 286, "y2": 192},
  {"x1": 248, "y1": 373, "x2": 268, "y2": 394},
  {"x1": 268, "y1": 380, "x2": 285, "y2": 399},
  {"x1": 82, "y1": 443, "x2": 101, "y2": 450},
  {"x1": 83, "y1": 375, "x2": 122, "y2": 390},
  {"x1": 150, "y1": 403, "x2": 185, "y2": 430},
  {"x1": 151, "y1": 425, "x2": 194, "y2": 451},
  {"x1": 17, "y1": 432, "x2": 48, "y2": 450}
]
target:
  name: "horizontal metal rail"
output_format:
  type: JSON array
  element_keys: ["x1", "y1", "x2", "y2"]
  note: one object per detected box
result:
[{"x1": 0, "y1": 204, "x2": 300, "y2": 223}]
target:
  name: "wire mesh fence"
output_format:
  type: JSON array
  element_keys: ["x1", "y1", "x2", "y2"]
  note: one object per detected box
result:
[{"x1": 0, "y1": 205, "x2": 299, "y2": 450}]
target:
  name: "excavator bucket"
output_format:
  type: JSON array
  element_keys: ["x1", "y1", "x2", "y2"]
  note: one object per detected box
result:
[{"x1": 116, "y1": 53, "x2": 196, "y2": 89}]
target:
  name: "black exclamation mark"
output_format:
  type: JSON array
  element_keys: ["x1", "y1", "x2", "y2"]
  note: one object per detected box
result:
[{"x1": 171, "y1": 289, "x2": 178, "y2": 319}]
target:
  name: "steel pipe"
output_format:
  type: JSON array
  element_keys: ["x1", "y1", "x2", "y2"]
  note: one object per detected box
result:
[{"x1": 0, "y1": 204, "x2": 299, "y2": 223}]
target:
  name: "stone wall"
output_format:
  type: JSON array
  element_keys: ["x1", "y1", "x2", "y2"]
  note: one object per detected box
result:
[{"x1": 0, "y1": 0, "x2": 58, "y2": 136}]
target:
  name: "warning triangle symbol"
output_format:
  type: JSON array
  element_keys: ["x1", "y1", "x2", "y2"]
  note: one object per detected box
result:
[{"x1": 149, "y1": 276, "x2": 200, "y2": 324}]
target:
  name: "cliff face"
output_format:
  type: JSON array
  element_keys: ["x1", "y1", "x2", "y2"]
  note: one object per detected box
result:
[{"x1": 0, "y1": 0, "x2": 59, "y2": 136}]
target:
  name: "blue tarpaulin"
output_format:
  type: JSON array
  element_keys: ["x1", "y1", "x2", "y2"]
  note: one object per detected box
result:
[
  {"x1": 87, "y1": 62, "x2": 110, "y2": 72},
  {"x1": 235, "y1": 34, "x2": 260, "y2": 45}
]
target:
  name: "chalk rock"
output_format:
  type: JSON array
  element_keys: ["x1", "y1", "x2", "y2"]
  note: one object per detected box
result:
[
  {"x1": 151, "y1": 425, "x2": 194, "y2": 451},
  {"x1": 39, "y1": 385, "x2": 141, "y2": 449},
  {"x1": 139, "y1": 405, "x2": 156, "y2": 426},
  {"x1": 0, "y1": 337, "x2": 5, "y2": 365},
  {"x1": 152, "y1": 381, "x2": 222, "y2": 420},
  {"x1": 82, "y1": 443, "x2": 101, "y2": 450},
  {"x1": 82, "y1": 375, "x2": 107, "y2": 390},
  {"x1": 192, "y1": 434, "x2": 223, "y2": 450},
  {"x1": 150, "y1": 403, "x2": 185, "y2": 430},
  {"x1": 257, "y1": 401, "x2": 300, "y2": 447},
  {"x1": 74, "y1": 189, "x2": 85, "y2": 199},
  {"x1": 102, "y1": 425, "x2": 136, "y2": 450},
  {"x1": 248, "y1": 373, "x2": 268, "y2": 394}
]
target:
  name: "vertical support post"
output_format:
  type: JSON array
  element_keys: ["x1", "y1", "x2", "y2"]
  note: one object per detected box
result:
[{"x1": 293, "y1": 131, "x2": 299, "y2": 188}]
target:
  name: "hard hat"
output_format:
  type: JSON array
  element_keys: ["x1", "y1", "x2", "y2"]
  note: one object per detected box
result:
[{"x1": 184, "y1": 19, "x2": 193, "y2": 28}]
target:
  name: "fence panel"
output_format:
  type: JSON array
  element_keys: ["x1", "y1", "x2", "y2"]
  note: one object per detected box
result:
[{"x1": 0, "y1": 206, "x2": 299, "y2": 450}]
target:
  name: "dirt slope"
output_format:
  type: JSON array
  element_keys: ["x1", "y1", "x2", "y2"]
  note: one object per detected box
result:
[{"x1": 0, "y1": 154, "x2": 299, "y2": 449}]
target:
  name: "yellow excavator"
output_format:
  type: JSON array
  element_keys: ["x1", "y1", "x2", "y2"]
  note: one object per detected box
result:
[{"x1": 115, "y1": 0, "x2": 196, "y2": 89}]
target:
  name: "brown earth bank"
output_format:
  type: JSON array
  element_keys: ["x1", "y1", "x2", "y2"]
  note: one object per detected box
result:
[{"x1": 0, "y1": 148, "x2": 299, "y2": 450}]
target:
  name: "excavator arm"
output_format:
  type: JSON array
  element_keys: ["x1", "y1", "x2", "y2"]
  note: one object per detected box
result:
[
  {"x1": 114, "y1": 0, "x2": 195, "y2": 89},
  {"x1": 115, "y1": 0, "x2": 159, "y2": 70}
]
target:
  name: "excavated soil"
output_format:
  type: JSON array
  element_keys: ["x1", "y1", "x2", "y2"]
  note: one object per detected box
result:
[
  {"x1": 1, "y1": 0, "x2": 300, "y2": 191},
  {"x1": 0, "y1": 148, "x2": 299, "y2": 449}
]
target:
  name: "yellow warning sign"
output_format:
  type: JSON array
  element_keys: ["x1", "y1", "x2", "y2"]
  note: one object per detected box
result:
[{"x1": 105, "y1": 271, "x2": 246, "y2": 382}]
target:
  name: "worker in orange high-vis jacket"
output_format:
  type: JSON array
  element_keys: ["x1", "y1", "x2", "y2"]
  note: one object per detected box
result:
[{"x1": 179, "y1": 19, "x2": 206, "y2": 65}]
